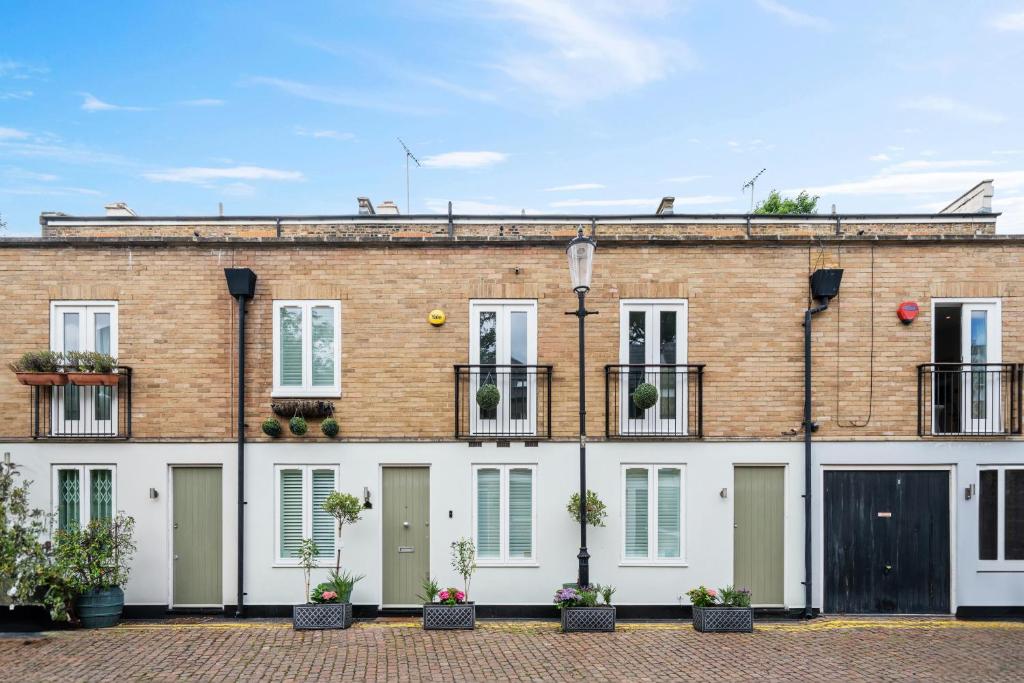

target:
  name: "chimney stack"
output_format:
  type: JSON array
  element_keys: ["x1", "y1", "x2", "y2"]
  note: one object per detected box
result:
[
  {"x1": 357, "y1": 197, "x2": 376, "y2": 216},
  {"x1": 656, "y1": 196, "x2": 675, "y2": 215}
]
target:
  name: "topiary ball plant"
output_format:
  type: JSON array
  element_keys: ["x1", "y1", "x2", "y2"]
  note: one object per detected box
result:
[
  {"x1": 262, "y1": 418, "x2": 282, "y2": 438},
  {"x1": 320, "y1": 417, "x2": 340, "y2": 438},
  {"x1": 476, "y1": 383, "x2": 500, "y2": 411},
  {"x1": 632, "y1": 383, "x2": 659, "y2": 411},
  {"x1": 289, "y1": 416, "x2": 308, "y2": 436}
]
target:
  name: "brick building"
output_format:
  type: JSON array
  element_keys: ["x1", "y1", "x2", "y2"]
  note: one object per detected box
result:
[{"x1": 2, "y1": 182, "x2": 1021, "y2": 617}]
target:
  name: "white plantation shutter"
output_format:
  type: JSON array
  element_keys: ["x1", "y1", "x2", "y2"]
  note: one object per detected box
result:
[
  {"x1": 311, "y1": 306, "x2": 335, "y2": 387},
  {"x1": 625, "y1": 468, "x2": 649, "y2": 559},
  {"x1": 279, "y1": 306, "x2": 303, "y2": 387},
  {"x1": 657, "y1": 468, "x2": 681, "y2": 558},
  {"x1": 508, "y1": 468, "x2": 533, "y2": 559},
  {"x1": 311, "y1": 469, "x2": 335, "y2": 557},
  {"x1": 476, "y1": 468, "x2": 501, "y2": 559},
  {"x1": 279, "y1": 469, "x2": 303, "y2": 559}
]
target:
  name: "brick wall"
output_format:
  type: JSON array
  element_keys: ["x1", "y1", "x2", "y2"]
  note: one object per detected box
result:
[{"x1": 0, "y1": 237, "x2": 1020, "y2": 442}]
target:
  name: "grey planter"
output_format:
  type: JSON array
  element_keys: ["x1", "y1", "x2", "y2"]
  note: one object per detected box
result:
[
  {"x1": 692, "y1": 606, "x2": 753, "y2": 633},
  {"x1": 423, "y1": 603, "x2": 475, "y2": 630},
  {"x1": 560, "y1": 605, "x2": 615, "y2": 632},
  {"x1": 293, "y1": 602, "x2": 353, "y2": 630}
]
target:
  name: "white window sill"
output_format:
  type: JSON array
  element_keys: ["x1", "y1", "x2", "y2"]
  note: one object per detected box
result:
[
  {"x1": 476, "y1": 562, "x2": 539, "y2": 568},
  {"x1": 619, "y1": 560, "x2": 689, "y2": 568},
  {"x1": 977, "y1": 561, "x2": 1024, "y2": 572},
  {"x1": 273, "y1": 560, "x2": 333, "y2": 568},
  {"x1": 271, "y1": 390, "x2": 342, "y2": 399}
]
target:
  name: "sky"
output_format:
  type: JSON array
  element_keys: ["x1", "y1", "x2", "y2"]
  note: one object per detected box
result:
[{"x1": 1, "y1": 1, "x2": 1023, "y2": 236}]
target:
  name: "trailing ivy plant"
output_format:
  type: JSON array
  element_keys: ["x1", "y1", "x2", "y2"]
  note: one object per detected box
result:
[{"x1": 567, "y1": 489, "x2": 608, "y2": 528}]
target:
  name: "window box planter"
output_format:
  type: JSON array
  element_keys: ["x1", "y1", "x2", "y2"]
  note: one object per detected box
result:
[
  {"x1": 292, "y1": 602, "x2": 353, "y2": 630},
  {"x1": 14, "y1": 372, "x2": 67, "y2": 386},
  {"x1": 75, "y1": 586, "x2": 124, "y2": 629},
  {"x1": 561, "y1": 605, "x2": 616, "y2": 633},
  {"x1": 66, "y1": 372, "x2": 120, "y2": 387},
  {"x1": 692, "y1": 606, "x2": 753, "y2": 633},
  {"x1": 423, "y1": 602, "x2": 476, "y2": 630}
]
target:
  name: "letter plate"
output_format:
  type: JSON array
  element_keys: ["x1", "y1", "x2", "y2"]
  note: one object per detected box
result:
[{"x1": 398, "y1": 546, "x2": 415, "y2": 553}]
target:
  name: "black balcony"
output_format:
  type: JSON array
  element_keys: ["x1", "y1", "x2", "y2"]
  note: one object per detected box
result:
[
  {"x1": 455, "y1": 365, "x2": 552, "y2": 440},
  {"x1": 918, "y1": 363, "x2": 1022, "y2": 437},
  {"x1": 31, "y1": 368, "x2": 132, "y2": 439},
  {"x1": 605, "y1": 364, "x2": 704, "y2": 439}
]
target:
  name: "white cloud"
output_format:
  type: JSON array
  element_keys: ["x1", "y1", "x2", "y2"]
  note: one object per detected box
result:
[
  {"x1": 179, "y1": 98, "x2": 225, "y2": 107},
  {"x1": 754, "y1": 0, "x2": 831, "y2": 31},
  {"x1": 425, "y1": 198, "x2": 532, "y2": 214},
  {"x1": 1, "y1": 167, "x2": 58, "y2": 182},
  {"x1": 80, "y1": 93, "x2": 149, "y2": 112},
  {"x1": 869, "y1": 153, "x2": 890, "y2": 162},
  {"x1": 543, "y1": 183, "x2": 604, "y2": 192},
  {"x1": 884, "y1": 159, "x2": 995, "y2": 172},
  {"x1": 550, "y1": 195, "x2": 733, "y2": 209},
  {"x1": 0, "y1": 90, "x2": 32, "y2": 100},
  {"x1": 293, "y1": 126, "x2": 355, "y2": 141},
  {"x1": 481, "y1": 0, "x2": 688, "y2": 103},
  {"x1": 421, "y1": 151, "x2": 507, "y2": 169},
  {"x1": 899, "y1": 96, "x2": 1006, "y2": 124},
  {"x1": 726, "y1": 139, "x2": 775, "y2": 153},
  {"x1": 0, "y1": 185, "x2": 101, "y2": 196},
  {"x1": 0, "y1": 127, "x2": 30, "y2": 140},
  {"x1": 990, "y1": 10, "x2": 1024, "y2": 31},
  {"x1": 993, "y1": 196, "x2": 1024, "y2": 232},
  {"x1": 993, "y1": 149, "x2": 1023, "y2": 156},
  {"x1": 246, "y1": 76, "x2": 436, "y2": 115},
  {"x1": 0, "y1": 60, "x2": 47, "y2": 79},
  {"x1": 143, "y1": 165, "x2": 304, "y2": 184},
  {"x1": 795, "y1": 170, "x2": 1024, "y2": 197},
  {"x1": 664, "y1": 175, "x2": 710, "y2": 183}
]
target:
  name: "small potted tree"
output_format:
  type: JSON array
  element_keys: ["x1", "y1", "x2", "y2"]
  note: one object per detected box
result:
[
  {"x1": 422, "y1": 538, "x2": 476, "y2": 630},
  {"x1": 292, "y1": 538, "x2": 332, "y2": 630},
  {"x1": 555, "y1": 583, "x2": 616, "y2": 632},
  {"x1": 689, "y1": 585, "x2": 753, "y2": 633},
  {"x1": 10, "y1": 350, "x2": 67, "y2": 386},
  {"x1": 302, "y1": 491, "x2": 366, "y2": 630},
  {"x1": 52, "y1": 513, "x2": 137, "y2": 628}
]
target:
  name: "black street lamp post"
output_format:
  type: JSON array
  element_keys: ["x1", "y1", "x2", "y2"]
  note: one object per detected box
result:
[{"x1": 566, "y1": 227, "x2": 597, "y2": 588}]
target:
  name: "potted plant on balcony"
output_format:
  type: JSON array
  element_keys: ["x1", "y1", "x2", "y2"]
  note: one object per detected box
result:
[
  {"x1": 476, "y1": 383, "x2": 500, "y2": 411},
  {"x1": 65, "y1": 351, "x2": 120, "y2": 386},
  {"x1": 422, "y1": 538, "x2": 477, "y2": 630},
  {"x1": 688, "y1": 584, "x2": 753, "y2": 633},
  {"x1": 52, "y1": 513, "x2": 137, "y2": 628},
  {"x1": 631, "y1": 382, "x2": 659, "y2": 411},
  {"x1": 9, "y1": 350, "x2": 67, "y2": 386},
  {"x1": 555, "y1": 583, "x2": 616, "y2": 632}
]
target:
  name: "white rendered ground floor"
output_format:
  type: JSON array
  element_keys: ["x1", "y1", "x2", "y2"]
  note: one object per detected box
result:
[{"x1": 5, "y1": 439, "x2": 1022, "y2": 617}]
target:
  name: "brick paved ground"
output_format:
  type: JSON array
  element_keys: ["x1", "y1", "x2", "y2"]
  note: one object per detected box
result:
[{"x1": 1, "y1": 617, "x2": 1022, "y2": 682}]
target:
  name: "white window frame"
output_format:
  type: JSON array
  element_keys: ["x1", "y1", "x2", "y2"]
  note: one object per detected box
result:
[
  {"x1": 50, "y1": 301, "x2": 119, "y2": 435},
  {"x1": 978, "y1": 465, "x2": 1024, "y2": 570},
  {"x1": 468, "y1": 300, "x2": 539, "y2": 436},
  {"x1": 51, "y1": 465, "x2": 117, "y2": 529},
  {"x1": 620, "y1": 464, "x2": 686, "y2": 566},
  {"x1": 272, "y1": 300, "x2": 341, "y2": 398},
  {"x1": 618, "y1": 300, "x2": 688, "y2": 436},
  {"x1": 472, "y1": 464, "x2": 537, "y2": 566},
  {"x1": 273, "y1": 464, "x2": 340, "y2": 565}
]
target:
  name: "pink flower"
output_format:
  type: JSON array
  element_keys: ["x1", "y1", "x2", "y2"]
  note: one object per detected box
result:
[
  {"x1": 322, "y1": 591, "x2": 337, "y2": 601},
  {"x1": 438, "y1": 590, "x2": 449, "y2": 601},
  {"x1": 707, "y1": 589, "x2": 717, "y2": 597},
  {"x1": 455, "y1": 591, "x2": 466, "y2": 602}
]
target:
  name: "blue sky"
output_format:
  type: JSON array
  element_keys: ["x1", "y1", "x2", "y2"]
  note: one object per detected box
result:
[{"x1": 1, "y1": 1, "x2": 1023, "y2": 235}]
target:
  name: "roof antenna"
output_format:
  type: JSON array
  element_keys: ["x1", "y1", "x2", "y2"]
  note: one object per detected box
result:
[
  {"x1": 742, "y1": 168, "x2": 766, "y2": 213},
  {"x1": 398, "y1": 138, "x2": 422, "y2": 214}
]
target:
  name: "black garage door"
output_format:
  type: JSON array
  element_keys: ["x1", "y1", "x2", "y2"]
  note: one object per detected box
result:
[{"x1": 824, "y1": 470, "x2": 950, "y2": 614}]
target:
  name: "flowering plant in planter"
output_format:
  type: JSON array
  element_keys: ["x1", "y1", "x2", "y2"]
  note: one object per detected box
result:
[
  {"x1": 10, "y1": 350, "x2": 67, "y2": 386},
  {"x1": 688, "y1": 584, "x2": 753, "y2": 633},
  {"x1": 554, "y1": 584, "x2": 615, "y2": 632},
  {"x1": 422, "y1": 539, "x2": 478, "y2": 630},
  {"x1": 438, "y1": 588, "x2": 466, "y2": 605}
]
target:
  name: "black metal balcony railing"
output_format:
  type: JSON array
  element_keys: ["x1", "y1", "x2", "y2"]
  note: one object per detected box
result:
[
  {"x1": 31, "y1": 368, "x2": 132, "y2": 439},
  {"x1": 918, "y1": 363, "x2": 1022, "y2": 437},
  {"x1": 605, "y1": 364, "x2": 704, "y2": 439},
  {"x1": 455, "y1": 365, "x2": 552, "y2": 440}
]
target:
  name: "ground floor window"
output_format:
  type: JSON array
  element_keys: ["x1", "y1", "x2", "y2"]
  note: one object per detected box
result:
[
  {"x1": 979, "y1": 466, "x2": 1024, "y2": 562},
  {"x1": 473, "y1": 465, "x2": 536, "y2": 564},
  {"x1": 52, "y1": 465, "x2": 115, "y2": 531},
  {"x1": 275, "y1": 465, "x2": 338, "y2": 563},
  {"x1": 622, "y1": 465, "x2": 683, "y2": 563}
]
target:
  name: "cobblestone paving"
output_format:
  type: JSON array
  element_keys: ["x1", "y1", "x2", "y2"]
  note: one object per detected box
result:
[{"x1": 1, "y1": 617, "x2": 1022, "y2": 682}]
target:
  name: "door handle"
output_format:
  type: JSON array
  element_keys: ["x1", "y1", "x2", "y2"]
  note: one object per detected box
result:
[
  {"x1": 174, "y1": 555, "x2": 179, "y2": 561},
  {"x1": 883, "y1": 564, "x2": 892, "y2": 573},
  {"x1": 403, "y1": 521, "x2": 410, "y2": 528}
]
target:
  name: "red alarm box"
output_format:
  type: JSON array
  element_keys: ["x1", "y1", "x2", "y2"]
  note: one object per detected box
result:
[{"x1": 897, "y1": 301, "x2": 919, "y2": 324}]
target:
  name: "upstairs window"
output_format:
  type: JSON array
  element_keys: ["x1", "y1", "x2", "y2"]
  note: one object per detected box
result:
[
  {"x1": 50, "y1": 302, "x2": 118, "y2": 429},
  {"x1": 273, "y1": 301, "x2": 340, "y2": 397},
  {"x1": 52, "y1": 465, "x2": 116, "y2": 531}
]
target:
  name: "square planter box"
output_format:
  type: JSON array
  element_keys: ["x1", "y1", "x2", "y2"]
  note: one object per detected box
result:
[
  {"x1": 293, "y1": 602, "x2": 353, "y2": 630},
  {"x1": 423, "y1": 603, "x2": 475, "y2": 630},
  {"x1": 561, "y1": 605, "x2": 616, "y2": 633},
  {"x1": 692, "y1": 606, "x2": 753, "y2": 633}
]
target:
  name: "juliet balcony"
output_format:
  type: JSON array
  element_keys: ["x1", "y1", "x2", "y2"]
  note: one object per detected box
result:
[
  {"x1": 30, "y1": 367, "x2": 133, "y2": 439},
  {"x1": 455, "y1": 364, "x2": 553, "y2": 441},
  {"x1": 605, "y1": 364, "x2": 705, "y2": 439},
  {"x1": 917, "y1": 363, "x2": 1022, "y2": 438}
]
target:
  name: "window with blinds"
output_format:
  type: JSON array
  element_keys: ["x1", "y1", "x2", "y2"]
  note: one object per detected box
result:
[
  {"x1": 622, "y1": 465, "x2": 684, "y2": 563},
  {"x1": 473, "y1": 465, "x2": 536, "y2": 564},
  {"x1": 273, "y1": 301, "x2": 340, "y2": 397},
  {"x1": 53, "y1": 466, "x2": 115, "y2": 531},
  {"x1": 276, "y1": 465, "x2": 338, "y2": 563}
]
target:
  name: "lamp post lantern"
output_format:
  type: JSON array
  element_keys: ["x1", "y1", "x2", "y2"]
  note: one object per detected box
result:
[{"x1": 566, "y1": 226, "x2": 596, "y2": 588}]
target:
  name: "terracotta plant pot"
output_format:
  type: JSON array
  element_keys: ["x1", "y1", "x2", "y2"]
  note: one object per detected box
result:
[
  {"x1": 67, "y1": 372, "x2": 119, "y2": 386},
  {"x1": 15, "y1": 372, "x2": 67, "y2": 386}
]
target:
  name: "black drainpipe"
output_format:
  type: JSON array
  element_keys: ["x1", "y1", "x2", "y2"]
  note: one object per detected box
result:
[{"x1": 224, "y1": 268, "x2": 257, "y2": 618}]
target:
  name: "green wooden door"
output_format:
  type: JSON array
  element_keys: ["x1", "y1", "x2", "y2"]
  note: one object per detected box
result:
[
  {"x1": 172, "y1": 467, "x2": 222, "y2": 606},
  {"x1": 734, "y1": 466, "x2": 785, "y2": 606},
  {"x1": 382, "y1": 467, "x2": 430, "y2": 606}
]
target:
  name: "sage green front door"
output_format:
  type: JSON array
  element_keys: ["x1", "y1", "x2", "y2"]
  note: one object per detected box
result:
[
  {"x1": 172, "y1": 467, "x2": 222, "y2": 607},
  {"x1": 382, "y1": 467, "x2": 430, "y2": 606},
  {"x1": 734, "y1": 466, "x2": 785, "y2": 606}
]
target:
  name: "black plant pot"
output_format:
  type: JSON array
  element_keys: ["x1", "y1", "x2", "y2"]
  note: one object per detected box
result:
[
  {"x1": 423, "y1": 603, "x2": 475, "y2": 630},
  {"x1": 560, "y1": 605, "x2": 615, "y2": 632},
  {"x1": 293, "y1": 602, "x2": 353, "y2": 630},
  {"x1": 692, "y1": 606, "x2": 753, "y2": 633}
]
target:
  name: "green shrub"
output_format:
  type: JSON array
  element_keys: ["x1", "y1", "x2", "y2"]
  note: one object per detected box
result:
[
  {"x1": 631, "y1": 382, "x2": 659, "y2": 410},
  {"x1": 289, "y1": 416, "x2": 308, "y2": 436},
  {"x1": 261, "y1": 418, "x2": 282, "y2": 438},
  {"x1": 320, "y1": 417, "x2": 340, "y2": 438},
  {"x1": 567, "y1": 489, "x2": 608, "y2": 527},
  {"x1": 475, "y1": 383, "x2": 500, "y2": 411}
]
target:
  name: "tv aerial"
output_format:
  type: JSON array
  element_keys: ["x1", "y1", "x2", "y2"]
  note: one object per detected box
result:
[
  {"x1": 742, "y1": 168, "x2": 766, "y2": 213},
  {"x1": 398, "y1": 137, "x2": 422, "y2": 214}
]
